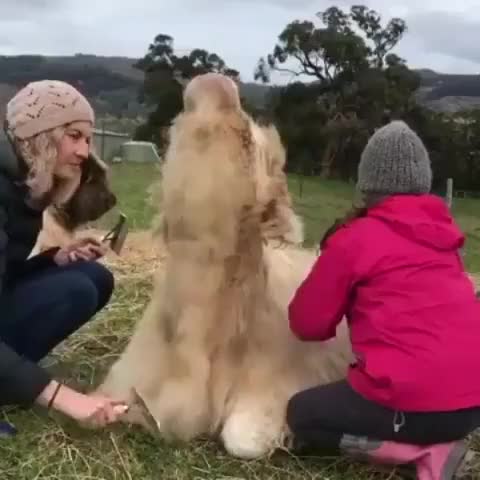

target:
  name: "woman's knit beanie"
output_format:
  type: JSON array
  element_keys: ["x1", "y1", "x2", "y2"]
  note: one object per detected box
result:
[
  {"x1": 357, "y1": 120, "x2": 432, "y2": 195},
  {"x1": 4, "y1": 80, "x2": 94, "y2": 140}
]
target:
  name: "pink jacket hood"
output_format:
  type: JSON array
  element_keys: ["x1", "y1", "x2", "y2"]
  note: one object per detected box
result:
[{"x1": 367, "y1": 194, "x2": 465, "y2": 252}]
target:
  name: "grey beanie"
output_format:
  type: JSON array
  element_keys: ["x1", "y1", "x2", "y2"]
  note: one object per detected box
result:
[{"x1": 357, "y1": 120, "x2": 432, "y2": 195}]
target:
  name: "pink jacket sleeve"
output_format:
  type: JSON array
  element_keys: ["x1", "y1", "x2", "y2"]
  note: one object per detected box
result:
[{"x1": 288, "y1": 239, "x2": 354, "y2": 342}]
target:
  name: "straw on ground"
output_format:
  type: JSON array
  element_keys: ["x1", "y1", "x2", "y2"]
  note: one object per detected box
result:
[{"x1": 1, "y1": 163, "x2": 479, "y2": 480}]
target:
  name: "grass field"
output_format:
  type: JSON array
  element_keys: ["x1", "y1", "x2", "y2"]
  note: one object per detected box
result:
[
  {"x1": 288, "y1": 174, "x2": 480, "y2": 273},
  {"x1": 1, "y1": 162, "x2": 480, "y2": 480}
]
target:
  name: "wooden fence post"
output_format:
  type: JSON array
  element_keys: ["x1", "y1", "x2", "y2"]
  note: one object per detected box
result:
[
  {"x1": 446, "y1": 178, "x2": 453, "y2": 209},
  {"x1": 446, "y1": 177, "x2": 466, "y2": 258}
]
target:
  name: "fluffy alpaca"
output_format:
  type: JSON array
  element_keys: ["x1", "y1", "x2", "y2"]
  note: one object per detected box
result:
[
  {"x1": 97, "y1": 73, "x2": 353, "y2": 459},
  {"x1": 31, "y1": 151, "x2": 117, "y2": 255}
]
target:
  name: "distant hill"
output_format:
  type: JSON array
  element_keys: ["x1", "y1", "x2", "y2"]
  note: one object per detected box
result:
[
  {"x1": 2, "y1": 54, "x2": 480, "y2": 137},
  {"x1": 0, "y1": 54, "x2": 146, "y2": 138},
  {"x1": 415, "y1": 69, "x2": 480, "y2": 113},
  {"x1": 0, "y1": 54, "x2": 271, "y2": 137}
]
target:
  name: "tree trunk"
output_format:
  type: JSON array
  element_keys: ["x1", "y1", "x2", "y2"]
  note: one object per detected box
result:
[{"x1": 320, "y1": 137, "x2": 338, "y2": 179}]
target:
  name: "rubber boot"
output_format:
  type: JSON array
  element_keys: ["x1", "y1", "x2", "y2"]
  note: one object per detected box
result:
[
  {"x1": 339, "y1": 434, "x2": 474, "y2": 480},
  {"x1": 0, "y1": 421, "x2": 17, "y2": 438}
]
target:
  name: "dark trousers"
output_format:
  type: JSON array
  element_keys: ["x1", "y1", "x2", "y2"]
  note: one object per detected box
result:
[
  {"x1": 287, "y1": 380, "x2": 480, "y2": 451},
  {"x1": 0, "y1": 260, "x2": 114, "y2": 362}
]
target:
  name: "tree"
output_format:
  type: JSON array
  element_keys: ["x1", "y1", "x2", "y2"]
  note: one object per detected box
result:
[
  {"x1": 265, "y1": 82, "x2": 328, "y2": 175},
  {"x1": 255, "y1": 5, "x2": 417, "y2": 179},
  {"x1": 133, "y1": 34, "x2": 240, "y2": 150},
  {"x1": 349, "y1": 6, "x2": 407, "y2": 69},
  {"x1": 255, "y1": 6, "x2": 406, "y2": 84}
]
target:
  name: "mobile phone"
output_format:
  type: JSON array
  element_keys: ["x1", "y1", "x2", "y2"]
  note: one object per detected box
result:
[{"x1": 102, "y1": 213, "x2": 128, "y2": 255}]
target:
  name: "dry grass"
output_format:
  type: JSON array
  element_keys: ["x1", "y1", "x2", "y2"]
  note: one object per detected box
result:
[
  {"x1": 1, "y1": 164, "x2": 480, "y2": 479},
  {"x1": 0, "y1": 247, "x2": 405, "y2": 480}
]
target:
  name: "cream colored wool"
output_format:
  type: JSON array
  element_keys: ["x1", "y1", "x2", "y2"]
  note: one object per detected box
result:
[{"x1": 97, "y1": 73, "x2": 352, "y2": 459}]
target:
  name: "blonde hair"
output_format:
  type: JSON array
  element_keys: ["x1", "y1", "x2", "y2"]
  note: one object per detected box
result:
[
  {"x1": 9, "y1": 126, "x2": 82, "y2": 206},
  {"x1": 13, "y1": 126, "x2": 64, "y2": 201}
]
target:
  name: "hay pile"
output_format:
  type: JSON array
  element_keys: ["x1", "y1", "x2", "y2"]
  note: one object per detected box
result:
[{"x1": 80, "y1": 228, "x2": 167, "y2": 280}]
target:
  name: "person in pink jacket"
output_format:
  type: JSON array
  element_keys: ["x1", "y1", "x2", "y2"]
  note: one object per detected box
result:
[{"x1": 286, "y1": 121, "x2": 480, "y2": 479}]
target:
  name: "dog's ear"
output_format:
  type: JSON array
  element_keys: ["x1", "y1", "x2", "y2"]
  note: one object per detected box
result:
[
  {"x1": 80, "y1": 151, "x2": 108, "y2": 185},
  {"x1": 51, "y1": 150, "x2": 117, "y2": 230},
  {"x1": 88, "y1": 151, "x2": 109, "y2": 173}
]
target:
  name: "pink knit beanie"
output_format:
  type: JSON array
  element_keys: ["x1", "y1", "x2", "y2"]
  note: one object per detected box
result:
[{"x1": 5, "y1": 80, "x2": 95, "y2": 140}]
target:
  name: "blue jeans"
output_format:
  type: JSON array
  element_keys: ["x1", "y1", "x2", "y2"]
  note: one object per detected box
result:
[{"x1": 0, "y1": 260, "x2": 114, "y2": 362}]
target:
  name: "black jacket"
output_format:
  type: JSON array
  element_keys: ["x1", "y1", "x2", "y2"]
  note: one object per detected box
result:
[{"x1": 0, "y1": 143, "x2": 58, "y2": 407}]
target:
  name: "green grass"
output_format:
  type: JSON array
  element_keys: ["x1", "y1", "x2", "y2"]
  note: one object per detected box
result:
[
  {"x1": 287, "y1": 175, "x2": 355, "y2": 248},
  {"x1": 98, "y1": 162, "x2": 161, "y2": 231},
  {"x1": 451, "y1": 197, "x2": 480, "y2": 273},
  {"x1": 288, "y1": 174, "x2": 480, "y2": 273},
  {"x1": 100, "y1": 163, "x2": 480, "y2": 272},
  {"x1": 0, "y1": 273, "x2": 394, "y2": 480},
  {"x1": 2, "y1": 163, "x2": 480, "y2": 479}
]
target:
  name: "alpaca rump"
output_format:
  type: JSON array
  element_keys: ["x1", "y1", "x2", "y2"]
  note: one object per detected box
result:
[
  {"x1": 97, "y1": 73, "x2": 353, "y2": 458},
  {"x1": 31, "y1": 152, "x2": 117, "y2": 255}
]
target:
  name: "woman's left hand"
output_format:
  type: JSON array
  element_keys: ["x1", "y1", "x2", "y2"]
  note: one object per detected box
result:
[{"x1": 54, "y1": 237, "x2": 108, "y2": 266}]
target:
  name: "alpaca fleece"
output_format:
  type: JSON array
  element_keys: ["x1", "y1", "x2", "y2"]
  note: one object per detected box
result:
[{"x1": 97, "y1": 73, "x2": 353, "y2": 459}]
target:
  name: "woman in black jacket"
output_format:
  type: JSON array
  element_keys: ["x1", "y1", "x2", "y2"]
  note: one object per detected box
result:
[{"x1": 0, "y1": 80, "x2": 127, "y2": 432}]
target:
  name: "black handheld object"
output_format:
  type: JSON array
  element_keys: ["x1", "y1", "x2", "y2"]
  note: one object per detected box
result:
[{"x1": 102, "y1": 213, "x2": 128, "y2": 255}]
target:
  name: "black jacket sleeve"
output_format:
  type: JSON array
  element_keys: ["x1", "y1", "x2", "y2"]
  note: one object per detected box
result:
[
  {"x1": 0, "y1": 342, "x2": 52, "y2": 407},
  {"x1": 11, "y1": 247, "x2": 60, "y2": 281},
  {"x1": 0, "y1": 207, "x2": 52, "y2": 407}
]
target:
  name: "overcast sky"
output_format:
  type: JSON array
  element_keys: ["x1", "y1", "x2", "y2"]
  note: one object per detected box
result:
[{"x1": 2, "y1": 0, "x2": 480, "y2": 83}]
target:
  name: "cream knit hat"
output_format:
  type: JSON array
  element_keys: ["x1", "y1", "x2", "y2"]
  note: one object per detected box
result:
[{"x1": 5, "y1": 80, "x2": 95, "y2": 140}]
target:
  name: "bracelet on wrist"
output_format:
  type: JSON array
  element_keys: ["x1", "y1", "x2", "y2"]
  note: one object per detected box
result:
[{"x1": 47, "y1": 382, "x2": 62, "y2": 410}]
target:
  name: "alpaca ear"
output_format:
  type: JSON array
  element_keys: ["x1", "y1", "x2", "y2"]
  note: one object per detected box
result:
[{"x1": 249, "y1": 122, "x2": 304, "y2": 246}]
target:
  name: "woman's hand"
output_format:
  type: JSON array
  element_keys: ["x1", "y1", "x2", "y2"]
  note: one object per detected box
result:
[
  {"x1": 54, "y1": 237, "x2": 108, "y2": 266},
  {"x1": 37, "y1": 381, "x2": 128, "y2": 428},
  {"x1": 57, "y1": 389, "x2": 129, "y2": 428}
]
